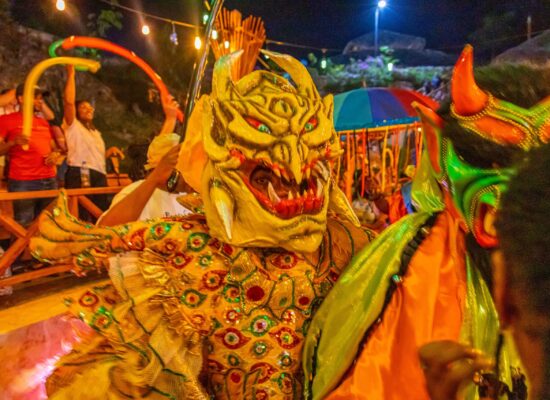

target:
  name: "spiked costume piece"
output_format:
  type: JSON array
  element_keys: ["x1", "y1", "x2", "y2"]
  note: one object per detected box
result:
[
  {"x1": 302, "y1": 46, "x2": 546, "y2": 400},
  {"x1": 31, "y1": 52, "x2": 374, "y2": 399}
]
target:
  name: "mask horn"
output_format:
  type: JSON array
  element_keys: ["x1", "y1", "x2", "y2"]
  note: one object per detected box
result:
[
  {"x1": 212, "y1": 50, "x2": 243, "y2": 100},
  {"x1": 451, "y1": 45, "x2": 489, "y2": 116},
  {"x1": 261, "y1": 50, "x2": 320, "y2": 99}
]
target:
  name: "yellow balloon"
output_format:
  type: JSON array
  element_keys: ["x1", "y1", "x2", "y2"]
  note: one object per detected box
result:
[{"x1": 22, "y1": 57, "x2": 100, "y2": 150}]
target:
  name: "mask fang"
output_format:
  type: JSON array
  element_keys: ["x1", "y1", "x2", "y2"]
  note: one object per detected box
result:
[{"x1": 210, "y1": 182, "x2": 234, "y2": 240}]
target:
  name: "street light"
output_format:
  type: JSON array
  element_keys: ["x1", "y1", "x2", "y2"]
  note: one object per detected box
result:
[
  {"x1": 374, "y1": 0, "x2": 387, "y2": 56},
  {"x1": 56, "y1": 0, "x2": 66, "y2": 11}
]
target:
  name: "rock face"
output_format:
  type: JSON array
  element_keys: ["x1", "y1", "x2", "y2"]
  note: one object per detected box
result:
[
  {"x1": 495, "y1": 30, "x2": 550, "y2": 67},
  {"x1": 344, "y1": 30, "x2": 427, "y2": 53},
  {"x1": 342, "y1": 30, "x2": 456, "y2": 67},
  {"x1": 0, "y1": 23, "x2": 161, "y2": 147}
]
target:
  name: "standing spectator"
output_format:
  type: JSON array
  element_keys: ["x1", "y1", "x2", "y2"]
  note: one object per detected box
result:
[
  {"x1": 0, "y1": 84, "x2": 60, "y2": 226},
  {"x1": 63, "y1": 65, "x2": 117, "y2": 215},
  {"x1": 0, "y1": 84, "x2": 61, "y2": 295}
]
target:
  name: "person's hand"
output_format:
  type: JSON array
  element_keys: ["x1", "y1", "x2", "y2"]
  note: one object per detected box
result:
[
  {"x1": 148, "y1": 144, "x2": 181, "y2": 188},
  {"x1": 44, "y1": 151, "x2": 61, "y2": 166},
  {"x1": 419, "y1": 341, "x2": 494, "y2": 400},
  {"x1": 9, "y1": 134, "x2": 29, "y2": 148},
  {"x1": 162, "y1": 95, "x2": 179, "y2": 120},
  {"x1": 106, "y1": 146, "x2": 125, "y2": 160}
]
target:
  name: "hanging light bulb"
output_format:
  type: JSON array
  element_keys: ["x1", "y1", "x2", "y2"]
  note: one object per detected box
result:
[
  {"x1": 224, "y1": 40, "x2": 230, "y2": 49},
  {"x1": 194, "y1": 36, "x2": 202, "y2": 50},
  {"x1": 141, "y1": 23, "x2": 151, "y2": 35},
  {"x1": 320, "y1": 57, "x2": 327, "y2": 70},
  {"x1": 202, "y1": 13, "x2": 209, "y2": 25},
  {"x1": 211, "y1": 29, "x2": 218, "y2": 40},
  {"x1": 170, "y1": 23, "x2": 178, "y2": 45},
  {"x1": 56, "y1": 0, "x2": 66, "y2": 11}
]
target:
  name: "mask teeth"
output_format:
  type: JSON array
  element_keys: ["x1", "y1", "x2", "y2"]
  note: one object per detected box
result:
[
  {"x1": 314, "y1": 161, "x2": 330, "y2": 181},
  {"x1": 267, "y1": 182, "x2": 281, "y2": 204},
  {"x1": 316, "y1": 178, "x2": 323, "y2": 198}
]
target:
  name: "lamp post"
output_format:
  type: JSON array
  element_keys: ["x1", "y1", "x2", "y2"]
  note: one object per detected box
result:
[{"x1": 374, "y1": 0, "x2": 387, "y2": 56}]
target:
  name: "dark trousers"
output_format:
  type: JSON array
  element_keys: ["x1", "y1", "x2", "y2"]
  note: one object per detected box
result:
[
  {"x1": 65, "y1": 166, "x2": 109, "y2": 221},
  {"x1": 7, "y1": 178, "x2": 58, "y2": 227}
]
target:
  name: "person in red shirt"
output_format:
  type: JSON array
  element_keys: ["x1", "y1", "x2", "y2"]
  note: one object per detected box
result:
[{"x1": 0, "y1": 84, "x2": 61, "y2": 227}]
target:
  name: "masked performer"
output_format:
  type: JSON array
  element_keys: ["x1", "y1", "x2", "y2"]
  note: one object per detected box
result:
[
  {"x1": 30, "y1": 51, "x2": 374, "y2": 399},
  {"x1": 303, "y1": 45, "x2": 550, "y2": 400}
]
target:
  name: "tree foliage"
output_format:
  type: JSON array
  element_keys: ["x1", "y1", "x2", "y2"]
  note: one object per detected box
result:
[
  {"x1": 87, "y1": 4, "x2": 123, "y2": 38},
  {"x1": 468, "y1": 11, "x2": 517, "y2": 59},
  {"x1": 310, "y1": 48, "x2": 449, "y2": 95}
]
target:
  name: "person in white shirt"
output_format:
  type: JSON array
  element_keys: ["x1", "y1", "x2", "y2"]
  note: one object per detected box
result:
[
  {"x1": 97, "y1": 130, "x2": 193, "y2": 226},
  {"x1": 63, "y1": 65, "x2": 123, "y2": 215}
]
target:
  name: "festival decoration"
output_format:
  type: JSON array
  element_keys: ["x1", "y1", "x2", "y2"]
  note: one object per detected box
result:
[
  {"x1": 49, "y1": 36, "x2": 184, "y2": 121},
  {"x1": 303, "y1": 45, "x2": 539, "y2": 400},
  {"x1": 30, "y1": 51, "x2": 374, "y2": 399},
  {"x1": 21, "y1": 57, "x2": 100, "y2": 151},
  {"x1": 211, "y1": 8, "x2": 266, "y2": 80}
]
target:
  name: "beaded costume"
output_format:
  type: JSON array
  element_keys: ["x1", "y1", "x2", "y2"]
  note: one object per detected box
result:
[
  {"x1": 303, "y1": 46, "x2": 548, "y2": 400},
  {"x1": 31, "y1": 51, "x2": 373, "y2": 399}
]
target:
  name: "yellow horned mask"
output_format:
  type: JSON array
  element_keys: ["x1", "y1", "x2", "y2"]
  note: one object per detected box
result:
[{"x1": 179, "y1": 51, "x2": 358, "y2": 252}]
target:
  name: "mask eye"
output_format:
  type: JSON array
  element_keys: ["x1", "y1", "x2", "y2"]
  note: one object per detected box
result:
[
  {"x1": 303, "y1": 116, "x2": 318, "y2": 133},
  {"x1": 245, "y1": 117, "x2": 271, "y2": 134}
]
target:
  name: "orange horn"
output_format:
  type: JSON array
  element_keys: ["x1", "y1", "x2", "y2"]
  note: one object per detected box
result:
[{"x1": 451, "y1": 45, "x2": 489, "y2": 116}]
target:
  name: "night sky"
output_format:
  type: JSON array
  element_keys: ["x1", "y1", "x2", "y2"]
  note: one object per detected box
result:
[
  {"x1": 136, "y1": 0, "x2": 548, "y2": 56},
  {"x1": 10, "y1": 0, "x2": 550, "y2": 59}
]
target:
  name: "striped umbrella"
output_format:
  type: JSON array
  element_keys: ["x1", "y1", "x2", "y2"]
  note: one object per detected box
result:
[{"x1": 333, "y1": 88, "x2": 439, "y2": 131}]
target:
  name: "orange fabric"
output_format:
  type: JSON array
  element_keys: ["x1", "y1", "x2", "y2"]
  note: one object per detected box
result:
[
  {"x1": 326, "y1": 211, "x2": 467, "y2": 400},
  {"x1": 388, "y1": 191, "x2": 407, "y2": 224}
]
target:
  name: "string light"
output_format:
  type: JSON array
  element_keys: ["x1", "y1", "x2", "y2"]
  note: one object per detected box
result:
[
  {"x1": 387, "y1": 62, "x2": 394, "y2": 71},
  {"x1": 141, "y1": 23, "x2": 151, "y2": 35},
  {"x1": 211, "y1": 29, "x2": 218, "y2": 40},
  {"x1": 56, "y1": 0, "x2": 66, "y2": 11},
  {"x1": 224, "y1": 40, "x2": 230, "y2": 49},
  {"x1": 170, "y1": 23, "x2": 178, "y2": 45},
  {"x1": 96, "y1": 0, "x2": 344, "y2": 53},
  {"x1": 194, "y1": 36, "x2": 202, "y2": 50}
]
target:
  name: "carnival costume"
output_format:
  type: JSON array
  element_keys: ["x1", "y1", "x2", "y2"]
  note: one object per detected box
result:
[
  {"x1": 303, "y1": 46, "x2": 548, "y2": 399},
  {"x1": 30, "y1": 51, "x2": 373, "y2": 399}
]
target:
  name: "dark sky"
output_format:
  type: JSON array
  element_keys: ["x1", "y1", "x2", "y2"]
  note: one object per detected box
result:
[
  {"x1": 10, "y1": 0, "x2": 550, "y2": 59},
  {"x1": 152, "y1": 0, "x2": 547, "y2": 55}
]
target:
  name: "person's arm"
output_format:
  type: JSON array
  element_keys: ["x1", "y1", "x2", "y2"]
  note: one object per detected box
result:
[
  {"x1": 0, "y1": 89, "x2": 15, "y2": 107},
  {"x1": 40, "y1": 101, "x2": 55, "y2": 121},
  {"x1": 44, "y1": 126, "x2": 63, "y2": 166},
  {"x1": 158, "y1": 95, "x2": 179, "y2": 135},
  {"x1": 51, "y1": 125, "x2": 67, "y2": 153},
  {"x1": 98, "y1": 144, "x2": 181, "y2": 226},
  {"x1": 64, "y1": 65, "x2": 76, "y2": 126}
]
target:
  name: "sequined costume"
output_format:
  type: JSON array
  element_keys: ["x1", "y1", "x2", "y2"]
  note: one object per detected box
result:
[
  {"x1": 31, "y1": 51, "x2": 374, "y2": 399},
  {"x1": 303, "y1": 46, "x2": 548, "y2": 399}
]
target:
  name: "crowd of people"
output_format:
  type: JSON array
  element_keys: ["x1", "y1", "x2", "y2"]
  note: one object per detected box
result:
[{"x1": 0, "y1": 69, "x2": 192, "y2": 295}]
